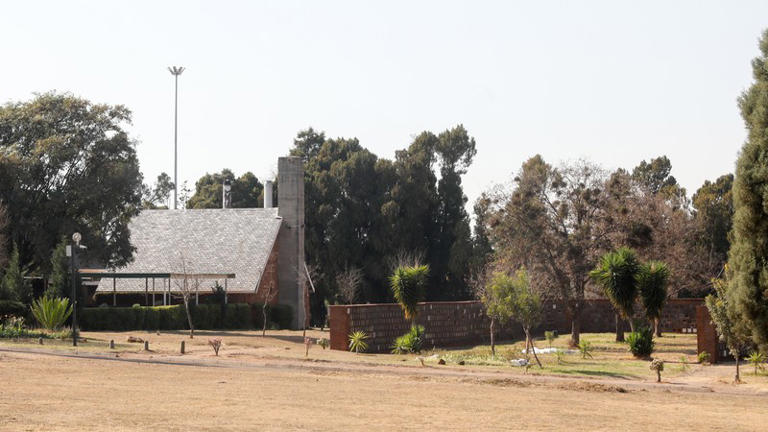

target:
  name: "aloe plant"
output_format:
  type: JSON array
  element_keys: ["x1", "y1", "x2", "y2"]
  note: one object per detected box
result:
[
  {"x1": 31, "y1": 296, "x2": 72, "y2": 330},
  {"x1": 348, "y1": 330, "x2": 369, "y2": 353}
]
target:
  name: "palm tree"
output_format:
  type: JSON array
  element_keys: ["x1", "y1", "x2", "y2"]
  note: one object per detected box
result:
[
  {"x1": 389, "y1": 264, "x2": 429, "y2": 325},
  {"x1": 637, "y1": 261, "x2": 670, "y2": 337},
  {"x1": 589, "y1": 247, "x2": 639, "y2": 341}
]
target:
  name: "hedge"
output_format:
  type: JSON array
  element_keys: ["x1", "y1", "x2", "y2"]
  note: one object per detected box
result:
[{"x1": 80, "y1": 303, "x2": 292, "y2": 331}]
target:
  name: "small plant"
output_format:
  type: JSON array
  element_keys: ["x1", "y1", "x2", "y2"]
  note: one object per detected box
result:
[
  {"x1": 697, "y1": 351, "x2": 711, "y2": 364},
  {"x1": 626, "y1": 326, "x2": 655, "y2": 358},
  {"x1": 650, "y1": 358, "x2": 664, "y2": 382},
  {"x1": 545, "y1": 331, "x2": 556, "y2": 348},
  {"x1": 348, "y1": 330, "x2": 369, "y2": 353},
  {"x1": 316, "y1": 338, "x2": 330, "y2": 349},
  {"x1": 678, "y1": 355, "x2": 690, "y2": 372},
  {"x1": 31, "y1": 296, "x2": 72, "y2": 330},
  {"x1": 554, "y1": 349, "x2": 566, "y2": 365},
  {"x1": 391, "y1": 325, "x2": 425, "y2": 354},
  {"x1": 578, "y1": 340, "x2": 593, "y2": 359},
  {"x1": 746, "y1": 351, "x2": 767, "y2": 375},
  {"x1": 208, "y1": 338, "x2": 222, "y2": 356}
]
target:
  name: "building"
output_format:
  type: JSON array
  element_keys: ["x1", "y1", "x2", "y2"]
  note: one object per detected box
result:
[{"x1": 93, "y1": 156, "x2": 307, "y2": 329}]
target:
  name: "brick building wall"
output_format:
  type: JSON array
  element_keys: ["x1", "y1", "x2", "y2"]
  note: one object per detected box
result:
[{"x1": 329, "y1": 299, "x2": 704, "y2": 353}]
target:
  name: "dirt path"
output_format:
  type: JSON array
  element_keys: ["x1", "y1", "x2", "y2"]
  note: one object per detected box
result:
[{"x1": 2, "y1": 348, "x2": 767, "y2": 431}]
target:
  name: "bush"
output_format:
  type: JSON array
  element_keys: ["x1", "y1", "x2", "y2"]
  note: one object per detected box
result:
[
  {"x1": 545, "y1": 330, "x2": 556, "y2": 348},
  {"x1": 80, "y1": 303, "x2": 255, "y2": 331},
  {"x1": 697, "y1": 351, "x2": 711, "y2": 364},
  {"x1": 391, "y1": 325, "x2": 425, "y2": 354},
  {"x1": 0, "y1": 300, "x2": 27, "y2": 319},
  {"x1": 348, "y1": 330, "x2": 369, "y2": 353},
  {"x1": 746, "y1": 351, "x2": 767, "y2": 375},
  {"x1": 31, "y1": 297, "x2": 72, "y2": 330},
  {"x1": 627, "y1": 326, "x2": 655, "y2": 357},
  {"x1": 578, "y1": 340, "x2": 593, "y2": 359}
]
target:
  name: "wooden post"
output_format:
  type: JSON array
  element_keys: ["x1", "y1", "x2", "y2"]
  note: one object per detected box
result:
[
  {"x1": 144, "y1": 341, "x2": 149, "y2": 351},
  {"x1": 38, "y1": 337, "x2": 43, "y2": 345},
  {"x1": 180, "y1": 340, "x2": 185, "y2": 354},
  {"x1": 113, "y1": 278, "x2": 116, "y2": 306},
  {"x1": 110, "y1": 340, "x2": 115, "y2": 349}
]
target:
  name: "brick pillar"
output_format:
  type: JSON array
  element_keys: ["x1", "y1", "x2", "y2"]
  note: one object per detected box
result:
[{"x1": 277, "y1": 156, "x2": 306, "y2": 329}]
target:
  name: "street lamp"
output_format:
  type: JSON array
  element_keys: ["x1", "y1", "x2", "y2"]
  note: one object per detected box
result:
[
  {"x1": 68, "y1": 232, "x2": 87, "y2": 347},
  {"x1": 168, "y1": 66, "x2": 185, "y2": 210}
]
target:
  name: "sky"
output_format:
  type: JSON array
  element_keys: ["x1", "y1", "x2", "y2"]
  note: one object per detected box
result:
[{"x1": 2, "y1": 1, "x2": 767, "y2": 210}]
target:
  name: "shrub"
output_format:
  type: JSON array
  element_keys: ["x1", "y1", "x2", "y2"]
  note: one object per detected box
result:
[
  {"x1": 545, "y1": 331, "x2": 556, "y2": 348},
  {"x1": 316, "y1": 338, "x2": 330, "y2": 349},
  {"x1": 697, "y1": 351, "x2": 711, "y2": 364},
  {"x1": 578, "y1": 340, "x2": 593, "y2": 359},
  {"x1": 650, "y1": 359, "x2": 664, "y2": 382},
  {"x1": 348, "y1": 330, "x2": 369, "y2": 353},
  {"x1": 31, "y1": 297, "x2": 72, "y2": 330},
  {"x1": 0, "y1": 300, "x2": 27, "y2": 319},
  {"x1": 389, "y1": 265, "x2": 429, "y2": 321},
  {"x1": 746, "y1": 351, "x2": 766, "y2": 375},
  {"x1": 208, "y1": 338, "x2": 222, "y2": 356},
  {"x1": 554, "y1": 349, "x2": 566, "y2": 365},
  {"x1": 678, "y1": 355, "x2": 690, "y2": 372},
  {"x1": 391, "y1": 325, "x2": 425, "y2": 354},
  {"x1": 627, "y1": 327, "x2": 655, "y2": 357},
  {"x1": 80, "y1": 303, "x2": 255, "y2": 331}
]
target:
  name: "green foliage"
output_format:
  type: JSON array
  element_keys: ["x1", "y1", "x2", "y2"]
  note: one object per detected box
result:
[
  {"x1": 390, "y1": 265, "x2": 429, "y2": 321},
  {"x1": 590, "y1": 247, "x2": 640, "y2": 321},
  {"x1": 626, "y1": 327, "x2": 655, "y2": 357},
  {"x1": 705, "y1": 276, "x2": 751, "y2": 367},
  {"x1": 2, "y1": 244, "x2": 32, "y2": 304},
  {"x1": 678, "y1": 355, "x2": 690, "y2": 372},
  {"x1": 316, "y1": 338, "x2": 330, "y2": 349},
  {"x1": 746, "y1": 351, "x2": 766, "y2": 374},
  {"x1": 545, "y1": 331, "x2": 556, "y2": 348},
  {"x1": 631, "y1": 155, "x2": 686, "y2": 200},
  {"x1": 697, "y1": 351, "x2": 711, "y2": 364},
  {"x1": 0, "y1": 300, "x2": 27, "y2": 319},
  {"x1": 729, "y1": 29, "x2": 768, "y2": 353},
  {"x1": 481, "y1": 272, "x2": 516, "y2": 324},
  {"x1": 142, "y1": 172, "x2": 174, "y2": 209},
  {"x1": 391, "y1": 325, "x2": 425, "y2": 354},
  {"x1": 348, "y1": 330, "x2": 369, "y2": 353},
  {"x1": 0, "y1": 92, "x2": 143, "y2": 271},
  {"x1": 692, "y1": 174, "x2": 733, "y2": 270},
  {"x1": 506, "y1": 268, "x2": 542, "y2": 332},
  {"x1": 187, "y1": 169, "x2": 264, "y2": 209},
  {"x1": 80, "y1": 303, "x2": 261, "y2": 331},
  {"x1": 636, "y1": 261, "x2": 669, "y2": 321},
  {"x1": 578, "y1": 340, "x2": 594, "y2": 359},
  {"x1": 46, "y1": 238, "x2": 69, "y2": 299},
  {"x1": 554, "y1": 349, "x2": 566, "y2": 365},
  {"x1": 30, "y1": 297, "x2": 72, "y2": 330}
]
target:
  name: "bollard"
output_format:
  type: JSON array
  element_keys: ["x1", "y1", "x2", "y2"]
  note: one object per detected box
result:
[
  {"x1": 109, "y1": 340, "x2": 115, "y2": 349},
  {"x1": 144, "y1": 341, "x2": 149, "y2": 351},
  {"x1": 180, "y1": 340, "x2": 185, "y2": 354},
  {"x1": 38, "y1": 337, "x2": 43, "y2": 345}
]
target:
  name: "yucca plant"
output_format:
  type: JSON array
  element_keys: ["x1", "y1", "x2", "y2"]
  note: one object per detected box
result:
[
  {"x1": 746, "y1": 351, "x2": 766, "y2": 375},
  {"x1": 637, "y1": 261, "x2": 670, "y2": 337},
  {"x1": 31, "y1": 296, "x2": 72, "y2": 330},
  {"x1": 348, "y1": 330, "x2": 369, "y2": 353},
  {"x1": 589, "y1": 248, "x2": 640, "y2": 340},
  {"x1": 389, "y1": 265, "x2": 429, "y2": 324}
]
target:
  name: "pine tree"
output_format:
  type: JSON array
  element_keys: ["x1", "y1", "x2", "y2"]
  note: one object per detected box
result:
[
  {"x1": 46, "y1": 238, "x2": 69, "y2": 298},
  {"x1": 3, "y1": 243, "x2": 32, "y2": 304},
  {"x1": 729, "y1": 29, "x2": 768, "y2": 352}
]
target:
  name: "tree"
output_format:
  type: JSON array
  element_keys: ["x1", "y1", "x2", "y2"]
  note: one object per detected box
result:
[
  {"x1": 590, "y1": 247, "x2": 640, "y2": 341},
  {"x1": 508, "y1": 267, "x2": 543, "y2": 368},
  {"x1": 389, "y1": 264, "x2": 429, "y2": 325},
  {"x1": 2, "y1": 244, "x2": 32, "y2": 304},
  {"x1": 692, "y1": 174, "x2": 733, "y2": 273},
  {"x1": 727, "y1": 30, "x2": 768, "y2": 353},
  {"x1": 336, "y1": 266, "x2": 363, "y2": 304},
  {"x1": 637, "y1": 261, "x2": 670, "y2": 337},
  {"x1": 478, "y1": 271, "x2": 514, "y2": 356},
  {"x1": 706, "y1": 275, "x2": 751, "y2": 383},
  {"x1": 0, "y1": 92, "x2": 143, "y2": 271},
  {"x1": 631, "y1": 156, "x2": 686, "y2": 203},
  {"x1": 142, "y1": 172, "x2": 174, "y2": 209},
  {"x1": 470, "y1": 193, "x2": 494, "y2": 277},
  {"x1": 45, "y1": 238, "x2": 69, "y2": 299},
  {"x1": 187, "y1": 169, "x2": 263, "y2": 209},
  {"x1": 0, "y1": 203, "x2": 7, "y2": 271},
  {"x1": 488, "y1": 156, "x2": 612, "y2": 346},
  {"x1": 172, "y1": 255, "x2": 201, "y2": 339}
]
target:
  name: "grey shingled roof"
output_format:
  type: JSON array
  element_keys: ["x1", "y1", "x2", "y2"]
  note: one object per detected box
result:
[{"x1": 96, "y1": 208, "x2": 282, "y2": 293}]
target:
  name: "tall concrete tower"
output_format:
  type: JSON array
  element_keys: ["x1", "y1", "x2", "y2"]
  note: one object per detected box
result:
[{"x1": 277, "y1": 156, "x2": 306, "y2": 329}]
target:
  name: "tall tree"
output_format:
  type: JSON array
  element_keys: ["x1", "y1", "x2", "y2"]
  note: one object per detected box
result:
[
  {"x1": 2, "y1": 244, "x2": 32, "y2": 304},
  {"x1": 187, "y1": 169, "x2": 264, "y2": 209},
  {"x1": 631, "y1": 155, "x2": 686, "y2": 203},
  {"x1": 142, "y1": 172, "x2": 174, "y2": 209},
  {"x1": 692, "y1": 174, "x2": 733, "y2": 274},
  {"x1": 729, "y1": 28, "x2": 768, "y2": 352},
  {"x1": 637, "y1": 260, "x2": 670, "y2": 337},
  {"x1": 489, "y1": 156, "x2": 612, "y2": 346},
  {"x1": 0, "y1": 92, "x2": 143, "y2": 271},
  {"x1": 45, "y1": 238, "x2": 69, "y2": 299}
]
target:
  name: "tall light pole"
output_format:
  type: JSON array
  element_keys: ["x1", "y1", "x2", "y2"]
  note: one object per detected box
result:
[{"x1": 168, "y1": 66, "x2": 185, "y2": 209}]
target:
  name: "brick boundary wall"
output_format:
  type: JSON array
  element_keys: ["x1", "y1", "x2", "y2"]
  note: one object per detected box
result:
[
  {"x1": 329, "y1": 298, "x2": 704, "y2": 353},
  {"x1": 695, "y1": 305, "x2": 731, "y2": 363}
]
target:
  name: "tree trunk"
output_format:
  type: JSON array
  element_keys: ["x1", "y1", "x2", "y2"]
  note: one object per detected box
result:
[
  {"x1": 656, "y1": 369, "x2": 661, "y2": 383},
  {"x1": 735, "y1": 353, "x2": 741, "y2": 383},
  {"x1": 489, "y1": 317, "x2": 496, "y2": 356},
  {"x1": 262, "y1": 304, "x2": 268, "y2": 337},
  {"x1": 615, "y1": 313, "x2": 624, "y2": 342},
  {"x1": 628, "y1": 318, "x2": 635, "y2": 333},
  {"x1": 654, "y1": 317, "x2": 661, "y2": 337},
  {"x1": 570, "y1": 312, "x2": 581, "y2": 347},
  {"x1": 526, "y1": 328, "x2": 542, "y2": 368},
  {"x1": 183, "y1": 297, "x2": 194, "y2": 339}
]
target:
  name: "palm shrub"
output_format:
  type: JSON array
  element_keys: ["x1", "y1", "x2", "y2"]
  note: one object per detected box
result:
[
  {"x1": 348, "y1": 330, "x2": 369, "y2": 353},
  {"x1": 391, "y1": 324, "x2": 425, "y2": 354},
  {"x1": 578, "y1": 340, "x2": 593, "y2": 359},
  {"x1": 746, "y1": 351, "x2": 766, "y2": 375},
  {"x1": 637, "y1": 261, "x2": 669, "y2": 337},
  {"x1": 627, "y1": 326, "x2": 655, "y2": 358},
  {"x1": 389, "y1": 265, "x2": 429, "y2": 324},
  {"x1": 589, "y1": 247, "x2": 640, "y2": 341},
  {"x1": 31, "y1": 296, "x2": 72, "y2": 330}
]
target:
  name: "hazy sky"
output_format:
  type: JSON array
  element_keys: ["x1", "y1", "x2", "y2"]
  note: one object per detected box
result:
[{"x1": 2, "y1": 1, "x2": 767, "y2": 209}]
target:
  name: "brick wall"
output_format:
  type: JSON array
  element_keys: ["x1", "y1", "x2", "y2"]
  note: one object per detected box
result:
[
  {"x1": 695, "y1": 305, "x2": 732, "y2": 363},
  {"x1": 329, "y1": 299, "x2": 704, "y2": 353}
]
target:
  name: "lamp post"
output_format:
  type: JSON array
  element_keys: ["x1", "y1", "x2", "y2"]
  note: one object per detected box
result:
[
  {"x1": 168, "y1": 66, "x2": 185, "y2": 209},
  {"x1": 68, "y1": 232, "x2": 86, "y2": 347}
]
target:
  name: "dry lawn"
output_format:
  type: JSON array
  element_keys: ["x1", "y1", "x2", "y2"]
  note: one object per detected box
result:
[{"x1": 1, "y1": 330, "x2": 767, "y2": 431}]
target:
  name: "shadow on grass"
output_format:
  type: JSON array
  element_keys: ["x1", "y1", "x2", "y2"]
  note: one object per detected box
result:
[{"x1": 550, "y1": 369, "x2": 633, "y2": 379}]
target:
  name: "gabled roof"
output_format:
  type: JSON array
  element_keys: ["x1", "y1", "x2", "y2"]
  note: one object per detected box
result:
[{"x1": 96, "y1": 208, "x2": 282, "y2": 293}]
